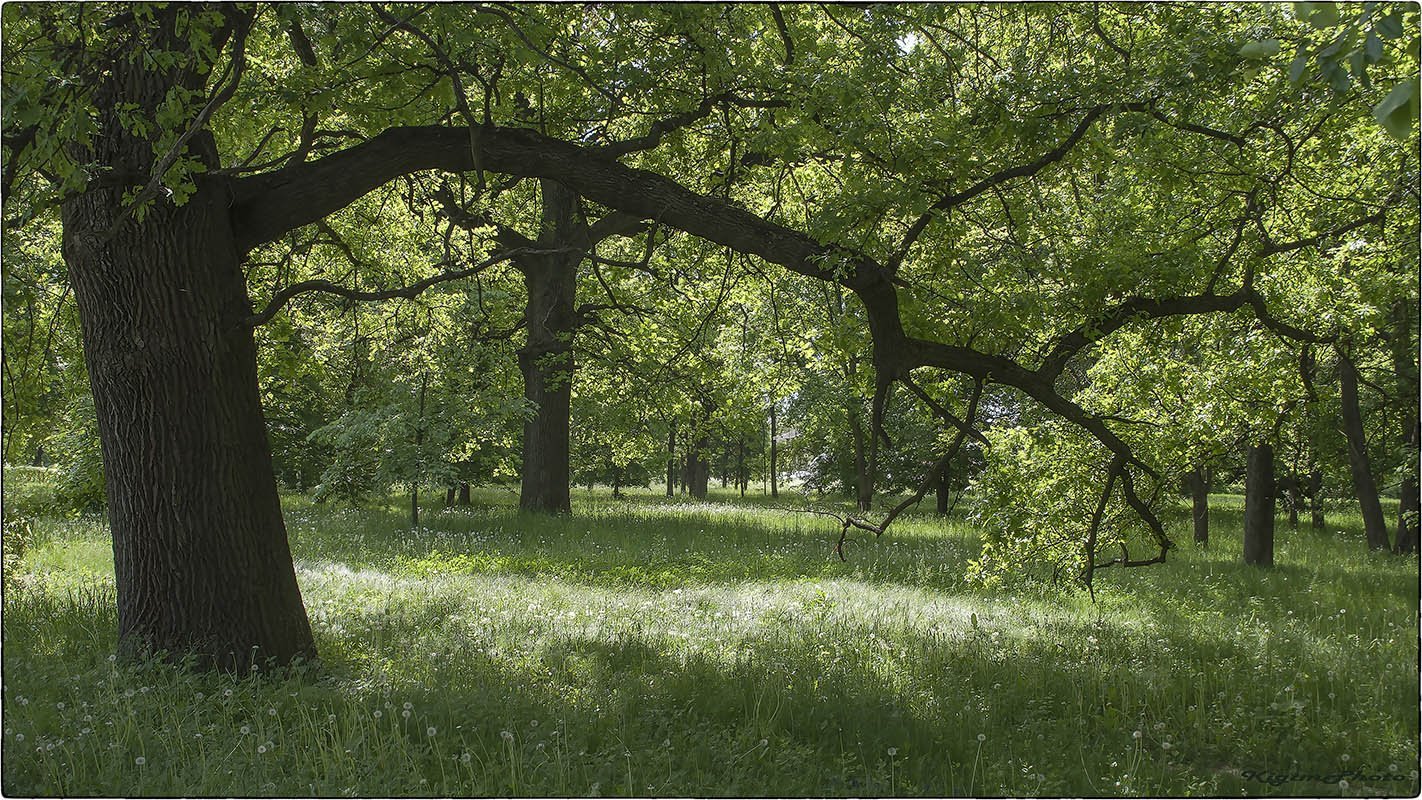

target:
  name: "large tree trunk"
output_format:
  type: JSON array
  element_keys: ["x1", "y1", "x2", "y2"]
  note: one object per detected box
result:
[
  {"x1": 1338, "y1": 353, "x2": 1391, "y2": 551},
  {"x1": 687, "y1": 435, "x2": 710, "y2": 499},
  {"x1": 1243, "y1": 443, "x2": 1275, "y2": 566},
  {"x1": 63, "y1": 168, "x2": 313, "y2": 672},
  {"x1": 57, "y1": 15, "x2": 313, "y2": 671},
  {"x1": 1188, "y1": 465, "x2": 1210, "y2": 547},
  {"x1": 458, "y1": 481, "x2": 471, "y2": 505},
  {"x1": 516, "y1": 185, "x2": 580, "y2": 515}
]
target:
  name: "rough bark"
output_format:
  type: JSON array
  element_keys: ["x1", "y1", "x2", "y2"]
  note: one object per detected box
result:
[
  {"x1": 1243, "y1": 443, "x2": 1275, "y2": 566},
  {"x1": 1338, "y1": 352, "x2": 1391, "y2": 551},
  {"x1": 58, "y1": 11, "x2": 313, "y2": 670},
  {"x1": 514, "y1": 182, "x2": 581, "y2": 514},
  {"x1": 516, "y1": 264, "x2": 576, "y2": 513}
]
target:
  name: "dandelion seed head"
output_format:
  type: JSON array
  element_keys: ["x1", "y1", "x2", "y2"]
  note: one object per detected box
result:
[
  {"x1": 240, "y1": 725, "x2": 251, "y2": 735},
  {"x1": 977, "y1": 733, "x2": 987, "y2": 742},
  {"x1": 887, "y1": 747, "x2": 898, "y2": 756},
  {"x1": 134, "y1": 756, "x2": 146, "y2": 766},
  {"x1": 427, "y1": 726, "x2": 437, "y2": 736}
]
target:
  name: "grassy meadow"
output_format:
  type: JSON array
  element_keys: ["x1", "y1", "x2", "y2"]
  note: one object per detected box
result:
[{"x1": 2, "y1": 469, "x2": 1418, "y2": 797}]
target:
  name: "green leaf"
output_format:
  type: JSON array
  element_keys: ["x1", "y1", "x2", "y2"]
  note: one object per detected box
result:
[
  {"x1": 1349, "y1": 49, "x2": 1370, "y2": 89},
  {"x1": 1238, "y1": 39, "x2": 1281, "y2": 59},
  {"x1": 1373, "y1": 79, "x2": 1419, "y2": 140},
  {"x1": 1377, "y1": 10, "x2": 1405, "y2": 39},
  {"x1": 1322, "y1": 62, "x2": 1352, "y2": 93},
  {"x1": 1288, "y1": 54, "x2": 1310, "y2": 83},
  {"x1": 1364, "y1": 31, "x2": 1384, "y2": 62},
  {"x1": 1301, "y1": 1, "x2": 1341, "y2": 28}
]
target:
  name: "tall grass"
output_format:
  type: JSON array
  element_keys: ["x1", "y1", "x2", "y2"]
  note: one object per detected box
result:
[{"x1": 2, "y1": 480, "x2": 1417, "y2": 796}]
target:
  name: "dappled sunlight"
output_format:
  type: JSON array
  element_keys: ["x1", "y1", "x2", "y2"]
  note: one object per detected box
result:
[{"x1": 5, "y1": 493, "x2": 1418, "y2": 796}]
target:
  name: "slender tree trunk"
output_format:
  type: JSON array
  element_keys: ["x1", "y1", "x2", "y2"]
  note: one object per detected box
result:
[
  {"x1": 1399, "y1": 447, "x2": 1419, "y2": 554},
  {"x1": 1189, "y1": 465, "x2": 1210, "y2": 547},
  {"x1": 445, "y1": 486, "x2": 456, "y2": 507},
  {"x1": 1284, "y1": 476, "x2": 1300, "y2": 528},
  {"x1": 847, "y1": 402, "x2": 872, "y2": 511},
  {"x1": 1338, "y1": 353, "x2": 1391, "y2": 550},
  {"x1": 412, "y1": 371, "x2": 426, "y2": 528},
  {"x1": 611, "y1": 466, "x2": 622, "y2": 499},
  {"x1": 737, "y1": 436, "x2": 746, "y2": 498},
  {"x1": 458, "y1": 481, "x2": 471, "y2": 505},
  {"x1": 666, "y1": 420, "x2": 677, "y2": 497},
  {"x1": 1308, "y1": 468, "x2": 1326, "y2": 530},
  {"x1": 935, "y1": 460, "x2": 951, "y2": 516},
  {"x1": 62, "y1": 79, "x2": 312, "y2": 668},
  {"x1": 1243, "y1": 443, "x2": 1275, "y2": 566},
  {"x1": 769, "y1": 403, "x2": 779, "y2": 499},
  {"x1": 1392, "y1": 300, "x2": 1420, "y2": 554}
]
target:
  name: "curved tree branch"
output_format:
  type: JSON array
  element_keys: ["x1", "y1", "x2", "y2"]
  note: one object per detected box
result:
[{"x1": 244, "y1": 246, "x2": 572, "y2": 328}]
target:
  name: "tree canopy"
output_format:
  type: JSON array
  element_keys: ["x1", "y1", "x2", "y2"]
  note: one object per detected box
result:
[{"x1": 2, "y1": 2, "x2": 1417, "y2": 668}]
